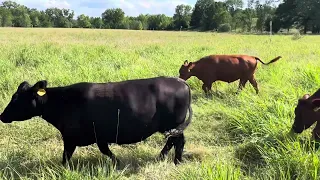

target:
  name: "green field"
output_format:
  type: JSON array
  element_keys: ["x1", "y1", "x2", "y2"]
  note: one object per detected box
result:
[{"x1": 0, "y1": 28, "x2": 320, "y2": 180}]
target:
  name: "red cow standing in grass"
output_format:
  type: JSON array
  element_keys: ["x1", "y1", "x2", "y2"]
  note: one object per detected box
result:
[{"x1": 178, "y1": 54, "x2": 282, "y2": 94}]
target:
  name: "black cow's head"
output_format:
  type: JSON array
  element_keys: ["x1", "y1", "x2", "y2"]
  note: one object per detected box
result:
[
  {"x1": 0, "y1": 80, "x2": 48, "y2": 123},
  {"x1": 179, "y1": 60, "x2": 195, "y2": 80},
  {"x1": 291, "y1": 94, "x2": 320, "y2": 134}
]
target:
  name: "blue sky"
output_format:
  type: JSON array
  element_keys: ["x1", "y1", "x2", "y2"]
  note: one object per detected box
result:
[{"x1": 9, "y1": 0, "x2": 199, "y2": 17}]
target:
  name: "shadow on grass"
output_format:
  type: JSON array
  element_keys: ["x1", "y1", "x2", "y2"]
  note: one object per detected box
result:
[
  {"x1": 191, "y1": 89, "x2": 238, "y2": 102},
  {"x1": 0, "y1": 145, "x2": 202, "y2": 179}
]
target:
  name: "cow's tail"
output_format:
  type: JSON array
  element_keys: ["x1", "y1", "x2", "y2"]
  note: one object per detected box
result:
[
  {"x1": 164, "y1": 80, "x2": 193, "y2": 138},
  {"x1": 254, "y1": 56, "x2": 282, "y2": 65}
]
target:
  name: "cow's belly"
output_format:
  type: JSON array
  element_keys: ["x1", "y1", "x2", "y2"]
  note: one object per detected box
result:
[
  {"x1": 95, "y1": 116, "x2": 160, "y2": 145},
  {"x1": 110, "y1": 130, "x2": 155, "y2": 144},
  {"x1": 62, "y1": 121, "x2": 96, "y2": 147},
  {"x1": 216, "y1": 71, "x2": 244, "y2": 82}
]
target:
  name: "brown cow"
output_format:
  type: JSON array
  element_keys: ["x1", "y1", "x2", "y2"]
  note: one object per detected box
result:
[
  {"x1": 178, "y1": 54, "x2": 282, "y2": 94},
  {"x1": 290, "y1": 91, "x2": 320, "y2": 145}
]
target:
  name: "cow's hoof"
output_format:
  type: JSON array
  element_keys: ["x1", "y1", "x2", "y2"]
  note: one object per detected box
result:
[
  {"x1": 314, "y1": 142, "x2": 320, "y2": 150},
  {"x1": 158, "y1": 153, "x2": 166, "y2": 161},
  {"x1": 111, "y1": 158, "x2": 121, "y2": 167},
  {"x1": 174, "y1": 159, "x2": 182, "y2": 165}
]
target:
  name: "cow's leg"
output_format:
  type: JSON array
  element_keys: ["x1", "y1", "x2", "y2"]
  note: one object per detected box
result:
[
  {"x1": 202, "y1": 82, "x2": 213, "y2": 95},
  {"x1": 97, "y1": 143, "x2": 118, "y2": 165},
  {"x1": 173, "y1": 133, "x2": 185, "y2": 165},
  {"x1": 159, "y1": 136, "x2": 175, "y2": 160},
  {"x1": 207, "y1": 82, "x2": 213, "y2": 93},
  {"x1": 312, "y1": 123, "x2": 320, "y2": 149},
  {"x1": 202, "y1": 84, "x2": 209, "y2": 94},
  {"x1": 62, "y1": 142, "x2": 76, "y2": 166},
  {"x1": 237, "y1": 78, "x2": 248, "y2": 94},
  {"x1": 249, "y1": 75, "x2": 259, "y2": 94}
]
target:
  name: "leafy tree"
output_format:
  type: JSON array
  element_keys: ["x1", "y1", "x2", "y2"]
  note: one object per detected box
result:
[
  {"x1": 45, "y1": 8, "x2": 73, "y2": 28},
  {"x1": 225, "y1": 0, "x2": 243, "y2": 15},
  {"x1": 39, "y1": 11, "x2": 52, "y2": 27},
  {"x1": 90, "y1": 17, "x2": 103, "y2": 28},
  {"x1": 190, "y1": 0, "x2": 211, "y2": 28},
  {"x1": 101, "y1": 8, "x2": 125, "y2": 29},
  {"x1": 136, "y1": 14, "x2": 149, "y2": 29},
  {"x1": 119, "y1": 17, "x2": 130, "y2": 29},
  {"x1": 213, "y1": 3, "x2": 232, "y2": 27},
  {"x1": 29, "y1": 9, "x2": 40, "y2": 27},
  {"x1": 218, "y1": 23, "x2": 231, "y2": 32},
  {"x1": 231, "y1": 9, "x2": 242, "y2": 31},
  {"x1": 173, "y1": 4, "x2": 192, "y2": 29},
  {"x1": 264, "y1": 16, "x2": 281, "y2": 33},
  {"x1": 130, "y1": 20, "x2": 143, "y2": 30},
  {"x1": 255, "y1": 1, "x2": 274, "y2": 33},
  {"x1": 240, "y1": 8, "x2": 255, "y2": 32},
  {"x1": 148, "y1": 14, "x2": 171, "y2": 30},
  {"x1": 271, "y1": 0, "x2": 295, "y2": 32},
  {"x1": 77, "y1": 14, "x2": 91, "y2": 28},
  {"x1": 1, "y1": 0, "x2": 19, "y2": 9},
  {"x1": 295, "y1": 0, "x2": 320, "y2": 34},
  {"x1": 12, "y1": 6, "x2": 31, "y2": 27},
  {"x1": 0, "y1": 7, "x2": 13, "y2": 26},
  {"x1": 271, "y1": 0, "x2": 320, "y2": 34},
  {"x1": 201, "y1": 1, "x2": 230, "y2": 30}
]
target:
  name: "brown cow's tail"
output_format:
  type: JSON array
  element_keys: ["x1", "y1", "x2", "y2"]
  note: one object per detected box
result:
[
  {"x1": 164, "y1": 81, "x2": 193, "y2": 138},
  {"x1": 255, "y1": 56, "x2": 282, "y2": 65}
]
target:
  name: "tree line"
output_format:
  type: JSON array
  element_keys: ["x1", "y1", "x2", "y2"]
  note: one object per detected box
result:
[{"x1": 0, "y1": 0, "x2": 319, "y2": 34}]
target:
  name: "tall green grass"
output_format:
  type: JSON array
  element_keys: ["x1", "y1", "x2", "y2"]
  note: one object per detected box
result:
[{"x1": 0, "y1": 28, "x2": 320, "y2": 179}]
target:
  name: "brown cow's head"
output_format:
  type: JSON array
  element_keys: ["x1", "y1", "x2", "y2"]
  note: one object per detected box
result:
[
  {"x1": 291, "y1": 94, "x2": 320, "y2": 134},
  {"x1": 179, "y1": 60, "x2": 195, "y2": 80},
  {"x1": 0, "y1": 80, "x2": 48, "y2": 123}
]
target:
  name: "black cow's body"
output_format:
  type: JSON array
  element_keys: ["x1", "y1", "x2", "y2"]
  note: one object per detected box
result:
[{"x1": 0, "y1": 76, "x2": 193, "y2": 165}]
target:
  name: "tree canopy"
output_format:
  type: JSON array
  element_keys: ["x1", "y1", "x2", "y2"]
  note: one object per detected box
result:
[{"x1": 0, "y1": 0, "x2": 319, "y2": 34}]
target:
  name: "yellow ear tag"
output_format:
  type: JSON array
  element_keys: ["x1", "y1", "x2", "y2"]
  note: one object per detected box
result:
[{"x1": 37, "y1": 89, "x2": 46, "y2": 96}]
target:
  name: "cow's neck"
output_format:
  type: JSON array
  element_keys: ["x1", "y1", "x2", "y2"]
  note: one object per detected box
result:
[
  {"x1": 191, "y1": 63, "x2": 206, "y2": 81},
  {"x1": 39, "y1": 87, "x2": 66, "y2": 130}
]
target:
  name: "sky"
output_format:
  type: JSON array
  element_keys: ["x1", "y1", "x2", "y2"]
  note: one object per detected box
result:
[{"x1": 7, "y1": 0, "x2": 199, "y2": 17}]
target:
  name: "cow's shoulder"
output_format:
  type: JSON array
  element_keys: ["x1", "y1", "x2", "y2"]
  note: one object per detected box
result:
[{"x1": 59, "y1": 82, "x2": 102, "y2": 101}]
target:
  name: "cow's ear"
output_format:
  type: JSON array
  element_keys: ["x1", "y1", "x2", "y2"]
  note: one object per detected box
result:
[
  {"x1": 302, "y1": 94, "x2": 310, "y2": 99},
  {"x1": 32, "y1": 80, "x2": 48, "y2": 97},
  {"x1": 33, "y1": 80, "x2": 48, "y2": 89},
  {"x1": 312, "y1": 98, "x2": 320, "y2": 112},
  {"x1": 17, "y1": 81, "x2": 31, "y2": 92},
  {"x1": 184, "y1": 60, "x2": 188, "y2": 66}
]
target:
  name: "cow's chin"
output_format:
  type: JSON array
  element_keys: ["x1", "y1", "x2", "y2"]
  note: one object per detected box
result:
[
  {"x1": 291, "y1": 125, "x2": 303, "y2": 134},
  {"x1": 179, "y1": 75, "x2": 191, "y2": 81}
]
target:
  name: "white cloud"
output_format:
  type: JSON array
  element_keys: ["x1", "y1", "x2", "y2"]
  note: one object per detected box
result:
[{"x1": 44, "y1": 0, "x2": 70, "y2": 9}]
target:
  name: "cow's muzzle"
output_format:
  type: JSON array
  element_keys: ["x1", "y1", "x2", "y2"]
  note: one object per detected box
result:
[{"x1": 0, "y1": 114, "x2": 11, "y2": 123}]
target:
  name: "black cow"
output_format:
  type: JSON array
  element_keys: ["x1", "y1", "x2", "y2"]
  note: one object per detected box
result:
[{"x1": 0, "y1": 76, "x2": 193, "y2": 165}]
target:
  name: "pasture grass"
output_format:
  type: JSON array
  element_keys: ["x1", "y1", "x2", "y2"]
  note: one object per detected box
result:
[{"x1": 0, "y1": 27, "x2": 320, "y2": 179}]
